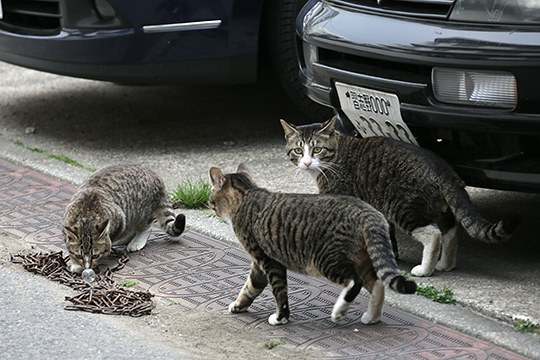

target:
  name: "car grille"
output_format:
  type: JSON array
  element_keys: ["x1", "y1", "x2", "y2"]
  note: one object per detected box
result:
[
  {"x1": 329, "y1": 0, "x2": 455, "y2": 19},
  {"x1": 0, "y1": 0, "x2": 61, "y2": 35}
]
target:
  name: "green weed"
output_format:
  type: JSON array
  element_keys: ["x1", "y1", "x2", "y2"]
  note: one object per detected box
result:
[
  {"x1": 200, "y1": 208, "x2": 227, "y2": 223},
  {"x1": 416, "y1": 283, "x2": 456, "y2": 304},
  {"x1": 264, "y1": 338, "x2": 287, "y2": 350},
  {"x1": 118, "y1": 280, "x2": 138, "y2": 287},
  {"x1": 13, "y1": 140, "x2": 95, "y2": 172},
  {"x1": 399, "y1": 270, "x2": 409, "y2": 277},
  {"x1": 171, "y1": 179, "x2": 212, "y2": 209},
  {"x1": 514, "y1": 319, "x2": 540, "y2": 334}
]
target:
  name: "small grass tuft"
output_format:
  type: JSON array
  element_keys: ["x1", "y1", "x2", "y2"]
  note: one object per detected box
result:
[
  {"x1": 416, "y1": 283, "x2": 456, "y2": 304},
  {"x1": 264, "y1": 338, "x2": 287, "y2": 350},
  {"x1": 118, "y1": 280, "x2": 138, "y2": 287},
  {"x1": 200, "y1": 209, "x2": 227, "y2": 223},
  {"x1": 399, "y1": 270, "x2": 409, "y2": 277},
  {"x1": 514, "y1": 319, "x2": 540, "y2": 334},
  {"x1": 13, "y1": 140, "x2": 96, "y2": 172},
  {"x1": 171, "y1": 179, "x2": 212, "y2": 209}
]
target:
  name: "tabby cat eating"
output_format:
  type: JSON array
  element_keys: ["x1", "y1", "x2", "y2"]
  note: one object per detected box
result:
[
  {"x1": 209, "y1": 164, "x2": 416, "y2": 326},
  {"x1": 63, "y1": 164, "x2": 186, "y2": 274},
  {"x1": 281, "y1": 117, "x2": 519, "y2": 277}
]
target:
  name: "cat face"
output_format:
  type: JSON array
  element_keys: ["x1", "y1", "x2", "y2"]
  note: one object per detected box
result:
[
  {"x1": 64, "y1": 219, "x2": 112, "y2": 273},
  {"x1": 280, "y1": 118, "x2": 338, "y2": 174}
]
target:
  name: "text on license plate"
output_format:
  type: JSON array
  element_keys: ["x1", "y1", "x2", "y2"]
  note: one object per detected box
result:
[{"x1": 335, "y1": 82, "x2": 418, "y2": 145}]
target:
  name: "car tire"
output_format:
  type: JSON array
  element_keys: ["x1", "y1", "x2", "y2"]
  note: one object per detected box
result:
[{"x1": 262, "y1": 0, "x2": 333, "y2": 123}]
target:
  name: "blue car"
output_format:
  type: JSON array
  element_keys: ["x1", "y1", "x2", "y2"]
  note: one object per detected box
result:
[
  {"x1": 0, "y1": 0, "x2": 330, "y2": 119},
  {"x1": 297, "y1": 0, "x2": 540, "y2": 192}
]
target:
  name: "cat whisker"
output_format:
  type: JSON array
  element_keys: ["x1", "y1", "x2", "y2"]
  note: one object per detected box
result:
[
  {"x1": 320, "y1": 163, "x2": 339, "y2": 178},
  {"x1": 285, "y1": 165, "x2": 299, "y2": 175},
  {"x1": 284, "y1": 165, "x2": 304, "y2": 179},
  {"x1": 316, "y1": 166, "x2": 330, "y2": 183}
]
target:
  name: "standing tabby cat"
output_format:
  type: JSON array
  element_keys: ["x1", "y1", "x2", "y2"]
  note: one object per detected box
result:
[
  {"x1": 63, "y1": 164, "x2": 186, "y2": 274},
  {"x1": 281, "y1": 117, "x2": 519, "y2": 277},
  {"x1": 208, "y1": 164, "x2": 417, "y2": 326}
]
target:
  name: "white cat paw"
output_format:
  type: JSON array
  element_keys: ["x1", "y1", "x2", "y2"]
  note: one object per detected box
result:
[
  {"x1": 268, "y1": 313, "x2": 288, "y2": 326},
  {"x1": 360, "y1": 312, "x2": 380, "y2": 325},
  {"x1": 331, "y1": 309, "x2": 347, "y2": 323},
  {"x1": 411, "y1": 265, "x2": 434, "y2": 277},
  {"x1": 435, "y1": 260, "x2": 456, "y2": 272},
  {"x1": 126, "y1": 240, "x2": 146, "y2": 252},
  {"x1": 70, "y1": 263, "x2": 83, "y2": 274},
  {"x1": 228, "y1": 302, "x2": 248, "y2": 314}
]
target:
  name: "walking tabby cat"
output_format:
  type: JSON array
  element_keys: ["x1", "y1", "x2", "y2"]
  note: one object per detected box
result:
[
  {"x1": 209, "y1": 164, "x2": 416, "y2": 326},
  {"x1": 281, "y1": 117, "x2": 519, "y2": 277}
]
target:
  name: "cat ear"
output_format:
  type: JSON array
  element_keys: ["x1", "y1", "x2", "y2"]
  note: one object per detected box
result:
[
  {"x1": 318, "y1": 116, "x2": 338, "y2": 135},
  {"x1": 280, "y1": 119, "x2": 299, "y2": 139},
  {"x1": 236, "y1": 163, "x2": 250, "y2": 175},
  {"x1": 209, "y1": 167, "x2": 226, "y2": 189},
  {"x1": 64, "y1": 226, "x2": 78, "y2": 246},
  {"x1": 64, "y1": 225, "x2": 78, "y2": 237},
  {"x1": 95, "y1": 219, "x2": 110, "y2": 236},
  {"x1": 96, "y1": 225, "x2": 112, "y2": 248}
]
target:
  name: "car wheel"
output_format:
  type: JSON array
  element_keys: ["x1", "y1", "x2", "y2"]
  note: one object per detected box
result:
[{"x1": 262, "y1": 0, "x2": 333, "y2": 123}]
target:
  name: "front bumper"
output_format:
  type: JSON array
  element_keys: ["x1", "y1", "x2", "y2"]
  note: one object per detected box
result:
[
  {"x1": 0, "y1": 0, "x2": 261, "y2": 85},
  {"x1": 297, "y1": 1, "x2": 540, "y2": 192}
]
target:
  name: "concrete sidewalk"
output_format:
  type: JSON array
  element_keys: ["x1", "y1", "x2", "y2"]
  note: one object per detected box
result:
[{"x1": 0, "y1": 158, "x2": 538, "y2": 359}]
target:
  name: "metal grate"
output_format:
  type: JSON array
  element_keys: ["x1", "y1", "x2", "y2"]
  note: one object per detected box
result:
[
  {"x1": 0, "y1": 0, "x2": 61, "y2": 35},
  {"x1": 329, "y1": 0, "x2": 455, "y2": 19},
  {"x1": 0, "y1": 158, "x2": 530, "y2": 360}
]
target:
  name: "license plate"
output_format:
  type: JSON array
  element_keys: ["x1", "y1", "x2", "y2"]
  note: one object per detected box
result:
[{"x1": 335, "y1": 82, "x2": 418, "y2": 145}]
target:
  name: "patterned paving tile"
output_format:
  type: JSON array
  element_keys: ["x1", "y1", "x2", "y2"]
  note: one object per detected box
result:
[{"x1": 0, "y1": 159, "x2": 526, "y2": 359}]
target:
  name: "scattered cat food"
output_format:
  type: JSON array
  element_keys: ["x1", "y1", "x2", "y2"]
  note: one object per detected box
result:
[
  {"x1": 64, "y1": 282, "x2": 153, "y2": 317},
  {"x1": 10, "y1": 251, "x2": 81, "y2": 287},
  {"x1": 10, "y1": 251, "x2": 153, "y2": 317}
]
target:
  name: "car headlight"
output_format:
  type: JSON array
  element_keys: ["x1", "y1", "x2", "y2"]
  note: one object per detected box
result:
[
  {"x1": 432, "y1": 68, "x2": 517, "y2": 109},
  {"x1": 450, "y1": 0, "x2": 540, "y2": 24}
]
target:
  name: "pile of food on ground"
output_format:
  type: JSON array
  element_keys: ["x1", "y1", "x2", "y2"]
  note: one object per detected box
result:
[{"x1": 10, "y1": 251, "x2": 153, "y2": 317}]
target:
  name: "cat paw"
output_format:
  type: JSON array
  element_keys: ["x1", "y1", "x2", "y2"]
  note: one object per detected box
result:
[
  {"x1": 435, "y1": 260, "x2": 456, "y2": 272},
  {"x1": 360, "y1": 312, "x2": 380, "y2": 325},
  {"x1": 331, "y1": 308, "x2": 347, "y2": 323},
  {"x1": 411, "y1": 265, "x2": 434, "y2": 277},
  {"x1": 268, "y1": 314, "x2": 288, "y2": 326},
  {"x1": 70, "y1": 263, "x2": 83, "y2": 274},
  {"x1": 228, "y1": 302, "x2": 249, "y2": 314},
  {"x1": 126, "y1": 239, "x2": 147, "y2": 252}
]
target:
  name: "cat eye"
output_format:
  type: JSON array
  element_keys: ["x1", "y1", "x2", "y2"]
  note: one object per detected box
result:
[
  {"x1": 293, "y1": 148, "x2": 303, "y2": 155},
  {"x1": 313, "y1": 147, "x2": 323, "y2": 154}
]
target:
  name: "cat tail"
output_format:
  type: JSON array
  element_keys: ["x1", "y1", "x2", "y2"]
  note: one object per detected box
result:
[
  {"x1": 444, "y1": 186, "x2": 520, "y2": 244},
  {"x1": 362, "y1": 219, "x2": 417, "y2": 294},
  {"x1": 156, "y1": 203, "x2": 186, "y2": 238}
]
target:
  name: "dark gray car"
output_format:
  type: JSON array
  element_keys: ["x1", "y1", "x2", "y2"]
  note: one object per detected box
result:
[
  {"x1": 0, "y1": 0, "x2": 331, "y2": 121},
  {"x1": 297, "y1": 0, "x2": 540, "y2": 192}
]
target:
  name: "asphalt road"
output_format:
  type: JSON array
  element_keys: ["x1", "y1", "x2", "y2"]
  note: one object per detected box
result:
[{"x1": 0, "y1": 62, "x2": 539, "y2": 358}]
